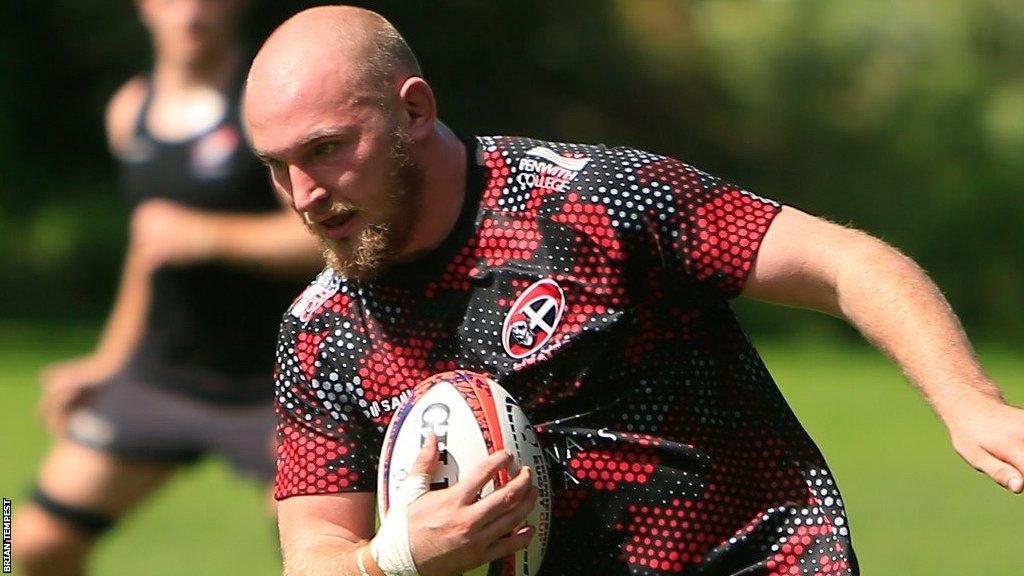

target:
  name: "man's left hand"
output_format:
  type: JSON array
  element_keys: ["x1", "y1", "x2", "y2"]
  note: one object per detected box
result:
[{"x1": 943, "y1": 393, "x2": 1024, "y2": 494}]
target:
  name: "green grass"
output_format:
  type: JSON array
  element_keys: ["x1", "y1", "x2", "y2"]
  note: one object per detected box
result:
[
  {"x1": 759, "y1": 340, "x2": 1022, "y2": 575},
  {"x1": 2, "y1": 323, "x2": 1020, "y2": 575},
  {"x1": 1, "y1": 325, "x2": 280, "y2": 576}
]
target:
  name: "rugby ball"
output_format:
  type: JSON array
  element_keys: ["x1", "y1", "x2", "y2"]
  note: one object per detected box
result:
[{"x1": 377, "y1": 370, "x2": 551, "y2": 576}]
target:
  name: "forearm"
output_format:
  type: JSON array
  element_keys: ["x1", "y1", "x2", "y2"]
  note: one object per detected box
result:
[
  {"x1": 132, "y1": 200, "x2": 322, "y2": 273},
  {"x1": 90, "y1": 243, "x2": 152, "y2": 370},
  {"x1": 746, "y1": 208, "x2": 1023, "y2": 492},
  {"x1": 206, "y1": 211, "x2": 321, "y2": 271},
  {"x1": 284, "y1": 540, "x2": 384, "y2": 576},
  {"x1": 834, "y1": 236, "x2": 1001, "y2": 419}
]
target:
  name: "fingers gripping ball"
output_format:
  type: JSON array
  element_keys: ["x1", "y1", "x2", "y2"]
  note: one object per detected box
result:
[{"x1": 377, "y1": 370, "x2": 552, "y2": 576}]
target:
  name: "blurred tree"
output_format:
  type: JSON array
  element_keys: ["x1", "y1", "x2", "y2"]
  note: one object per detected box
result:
[{"x1": 3, "y1": 0, "x2": 1020, "y2": 337}]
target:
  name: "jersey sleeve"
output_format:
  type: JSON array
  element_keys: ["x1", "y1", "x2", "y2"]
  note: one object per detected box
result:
[
  {"x1": 633, "y1": 155, "x2": 782, "y2": 297},
  {"x1": 273, "y1": 320, "x2": 379, "y2": 499}
]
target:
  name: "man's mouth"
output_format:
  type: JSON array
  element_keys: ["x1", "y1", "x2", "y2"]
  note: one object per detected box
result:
[{"x1": 314, "y1": 211, "x2": 359, "y2": 240}]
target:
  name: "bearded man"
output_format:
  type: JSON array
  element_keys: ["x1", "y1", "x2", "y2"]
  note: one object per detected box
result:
[{"x1": 244, "y1": 6, "x2": 1024, "y2": 576}]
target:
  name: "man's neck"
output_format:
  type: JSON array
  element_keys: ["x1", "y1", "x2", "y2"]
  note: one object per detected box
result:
[{"x1": 398, "y1": 123, "x2": 469, "y2": 261}]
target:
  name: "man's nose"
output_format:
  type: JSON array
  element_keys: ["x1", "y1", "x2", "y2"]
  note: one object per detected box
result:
[{"x1": 290, "y1": 165, "x2": 328, "y2": 212}]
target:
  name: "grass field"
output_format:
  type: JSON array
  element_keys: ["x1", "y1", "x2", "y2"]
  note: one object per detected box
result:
[{"x1": 1, "y1": 322, "x2": 1020, "y2": 575}]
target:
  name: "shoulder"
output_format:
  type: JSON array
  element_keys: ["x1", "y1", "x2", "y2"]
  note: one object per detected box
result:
[
  {"x1": 478, "y1": 135, "x2": 638, "y2": 163},
  {"x1": 475, "y1": 135, "x2": 753, "y2": 216},
  {"x1": 104, "y1": 76, "x2": 149, "y2": 155},
  {"x1": 475, "y1": 135, "x2": 642, "y2": 200},
  {"x1": 477, "y1": 135, "x2": 682, "y2": 185},
  {"x1": 478, "y1": 135, "x2": 696, "y2": 204},
  {"x1": 283, "y1": 268, "x2": 352, "y2": 329}
]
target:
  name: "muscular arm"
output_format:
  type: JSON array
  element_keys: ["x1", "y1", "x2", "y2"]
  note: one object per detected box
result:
[
  {"x1": 38, "y1": 79, "x2": 154, "y2": 430},
  {"x1": 742, "y1": 206, "x2": 1024, "y2": 493},
  {"x1": 279, "y1": 493, "x2": 378, "y2": 576}
]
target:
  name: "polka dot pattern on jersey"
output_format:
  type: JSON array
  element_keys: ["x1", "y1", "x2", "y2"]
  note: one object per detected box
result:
[{"x1": 272, "y1": 136, "x2": 857, "y2": 575}]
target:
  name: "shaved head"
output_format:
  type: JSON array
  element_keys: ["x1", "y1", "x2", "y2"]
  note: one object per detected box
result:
[
  {"x1": 244, "y1": 6, "x2": 460, "y2": 281},
  {"x1": 248, "y1": 5, "x2": 420, "y2": 110}
]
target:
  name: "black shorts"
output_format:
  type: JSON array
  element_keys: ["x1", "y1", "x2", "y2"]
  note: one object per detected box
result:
[{"x1": 66, "y1": 370, "x2": 276, "y2": 481}]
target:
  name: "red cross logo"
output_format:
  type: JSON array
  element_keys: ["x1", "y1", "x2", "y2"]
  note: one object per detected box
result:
[{"x1": 502, "y1": 278, "x2": 565, "y2": 359}]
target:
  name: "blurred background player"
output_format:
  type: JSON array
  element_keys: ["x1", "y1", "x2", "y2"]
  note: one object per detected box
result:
[{"x1": 12, "y1": 1, "x2": 318, "y2": 574}]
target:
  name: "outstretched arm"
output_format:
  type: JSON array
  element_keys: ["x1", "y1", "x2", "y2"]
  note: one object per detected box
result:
[
  {"x1": 129, "y1": 198, "x2": 322, "y2": 274},
  {"x1": 38, "y1": 239, "x2": 153, "y2": 432},
  {"x1": 101, "y1": 75, "x2": 322, "y2": 275},
  {"x1": 742, "y1": 206, "x2": 1024, "y2": 494}
]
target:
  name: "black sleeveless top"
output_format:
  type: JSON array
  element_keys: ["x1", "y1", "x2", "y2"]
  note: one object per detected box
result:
[{"x1": 117, "y1": 69, "x2": 301, "y2": 404}]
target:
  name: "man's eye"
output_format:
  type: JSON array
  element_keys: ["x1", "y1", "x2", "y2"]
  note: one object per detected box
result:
[
  {"x1": 314, "y1": 142, "x2": 338, "y2": 157},
  {"x1": 261, "y1": 157, "x2": 284, "y2": 170}
]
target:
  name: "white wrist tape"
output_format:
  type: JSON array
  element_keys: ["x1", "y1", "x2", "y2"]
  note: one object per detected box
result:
[
  {"x1": 371, "y1": 473, "x2": 430, "y2": 576},
  {"x1": 356, "y1": 547, "x2": 372, "y2": 576}
]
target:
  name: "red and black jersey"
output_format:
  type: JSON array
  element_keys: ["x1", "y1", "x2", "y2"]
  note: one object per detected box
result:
[{"x1": 274, "y1": 136, "x2": 858, "y2": 575}]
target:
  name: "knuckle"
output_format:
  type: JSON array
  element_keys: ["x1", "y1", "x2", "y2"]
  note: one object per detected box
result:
[
  {"x1": 515, "y1": 477, "x2": 532, "y2": 496},
  {"x1": 454, "y1": 524, "x2": 475, "y2": 546},
  {"x1": 953, "y1": 440, "x2": 980, "y2": 461},
  {"x1": 519, "y1": 496, "x2": 535, "y2": 516},
  {"x1": 459, "y1": 514, "x2": 481, "y2": 533},
  {"x1": 995, "y1": 466, "x2": 1016, "y2": 481},
  {"x1": 502, "y1": 490, "x2": 516, "y2": 510}
]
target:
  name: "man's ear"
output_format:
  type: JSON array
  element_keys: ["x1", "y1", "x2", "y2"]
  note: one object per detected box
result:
[{"x1": 397, "y1": 77, "x2": 437, "y2": 141}]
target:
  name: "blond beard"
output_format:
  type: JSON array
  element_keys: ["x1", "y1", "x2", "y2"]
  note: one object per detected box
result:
[
  {"x1": 319, "y1": 222, "x2": 392, "y2": 280},
  {"x1": 315, "y1": 127, "x2": 421, "y2": 280}
]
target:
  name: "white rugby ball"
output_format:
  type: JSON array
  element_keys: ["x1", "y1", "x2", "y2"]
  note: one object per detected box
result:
[{"x1": 377, "y1": 370, "x2": 551, "y2": 576}]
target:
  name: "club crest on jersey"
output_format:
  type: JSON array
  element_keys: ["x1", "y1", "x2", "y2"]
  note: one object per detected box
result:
[
  {"x1": 290, "y1": 269, "x2": 342, "y2": 322},
  {"x1": 515, "y1": 146, "x2": 591, "y2": 193},
  {"x1": 502, "y1": 278, "x2": 566, "y2": 359}
]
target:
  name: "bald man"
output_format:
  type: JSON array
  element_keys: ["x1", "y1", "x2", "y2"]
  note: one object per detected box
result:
[{"x1": 245, "y1": 6, "x2": 1024, "y2": 576}]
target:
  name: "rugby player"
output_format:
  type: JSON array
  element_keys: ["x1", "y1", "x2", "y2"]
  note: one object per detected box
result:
[
  {"x1": 244, "y1": 6, "x2": 1024, "y2": 576},
  {"x1": 13, "y1": 1, "x2": 318, "y2": 574}
]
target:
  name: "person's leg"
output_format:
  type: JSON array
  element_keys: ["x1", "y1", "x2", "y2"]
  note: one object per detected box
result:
[
  {"x1": 198, "y1": 396, "x2": 280, "y2": 541},
  {"x1": 13, "y1": 440, "x2": 178, "y2": 576},
  {"x1": 15, "y1": 372, "x2": 201, "y2": 576}
]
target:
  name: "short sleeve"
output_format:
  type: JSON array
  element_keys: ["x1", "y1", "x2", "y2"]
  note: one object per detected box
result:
[
  {"x1": 273, "y1": 323, "x2": 379, "y2": 499},
  {"x1": 635, "y1": 157, "x2": 782, "y2": 297}
]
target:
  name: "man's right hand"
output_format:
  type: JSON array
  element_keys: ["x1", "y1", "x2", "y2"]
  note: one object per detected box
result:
[
  {"x1": 38, "y1": 356, "x2": 112, "y2": 434},
  {"x1": 396, "y1": 434, "x2": 539, "y2": 576}
]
